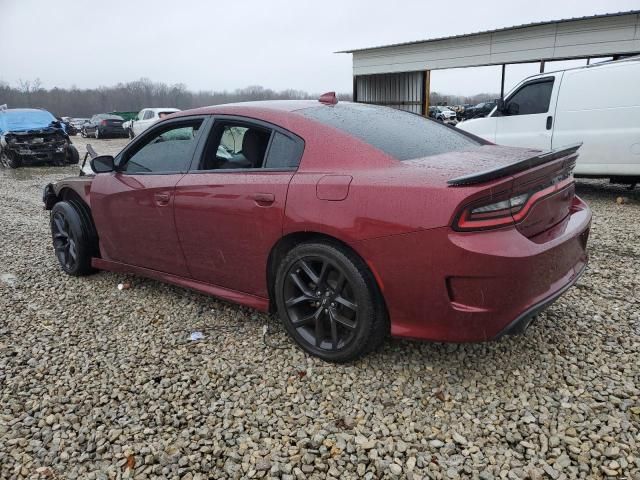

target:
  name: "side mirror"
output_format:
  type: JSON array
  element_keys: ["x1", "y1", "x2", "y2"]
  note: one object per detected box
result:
[
  {"x1": 91, "y1": 155, "x2": 115, "y2": 173},
  {"x1": 496, "y1": 99, "x2": 505, "y2": 112}
]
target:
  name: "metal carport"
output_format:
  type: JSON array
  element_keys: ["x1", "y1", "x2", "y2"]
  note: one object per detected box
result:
[{"x1": 339, "y1": 10, "x2": 640, "y2": 115}]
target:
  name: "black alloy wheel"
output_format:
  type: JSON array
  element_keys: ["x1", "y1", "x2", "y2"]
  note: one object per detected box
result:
[
  {"x1": 50, "y1": 201, "x2": 96, "y2": 276},
  {"x1": 275, "y1": 242, "x2": 388, "y2": 362},
  {"x1": 52, "y1": 210, "x2": 78, "y2": 271}
]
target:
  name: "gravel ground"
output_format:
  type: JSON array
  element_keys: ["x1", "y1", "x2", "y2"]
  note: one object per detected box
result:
[{"x1": 1, "y1": 138, "x2": 639, "y2": 479}]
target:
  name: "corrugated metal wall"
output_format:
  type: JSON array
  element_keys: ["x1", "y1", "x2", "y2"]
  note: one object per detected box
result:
[{"x1": 354, "y1": 72, "x2": 424, "y2": 115}]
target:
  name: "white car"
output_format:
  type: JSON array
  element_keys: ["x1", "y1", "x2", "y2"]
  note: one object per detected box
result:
[
  {"x1": 124, "y1": 108, "x2": 180, "y2": 138},
  {"x1": 434, "y1": 106, "x2": 458, "y2": 124},
  {"x1": 457, "y1": 57, "x2": 640, "y2": 184}
]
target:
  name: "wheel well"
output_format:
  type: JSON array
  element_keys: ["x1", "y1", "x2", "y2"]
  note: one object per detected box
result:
[
  {"x1": 266, "y1": 232, "x2": 387, "y2": 317},
  {"x1": 56, "y1": 188, "x2": 100, "y2": 253}
]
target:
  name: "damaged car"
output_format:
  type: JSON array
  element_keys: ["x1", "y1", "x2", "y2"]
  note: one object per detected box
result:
[
  {"x1": 0, "y1": 107, "x2": 80, "y2": 168},
  {"x1": 43, "y1": 98, "x2": 591, "y2": 362}
]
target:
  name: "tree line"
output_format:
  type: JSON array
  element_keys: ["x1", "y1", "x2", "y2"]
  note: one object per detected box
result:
[
  {"x1": 0, "y1": 78, "x2": 352, "y2": 117},
  {"x1": 0, "y1": 77, "x2": 496, "y2": 117}
]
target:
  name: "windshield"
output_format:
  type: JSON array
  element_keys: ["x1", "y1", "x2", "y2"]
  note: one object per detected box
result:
[
  {"x1": 300, "y1": 103, "x2": 480, "y2": 161},
  {"x1": 0, "y1": 109, "x2": 57, "y2": 133}
]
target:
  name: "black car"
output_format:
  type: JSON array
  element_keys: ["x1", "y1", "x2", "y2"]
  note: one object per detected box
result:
[
  {"x1": 464, "y1": 102, "x2": 496, "y2": 120},
  {"x1": 81, "y1": 114, "x2": 127, "y2": 139}
]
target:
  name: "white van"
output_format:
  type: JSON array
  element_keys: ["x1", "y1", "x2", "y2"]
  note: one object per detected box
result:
[{"x1": 457, "y1": 57, "x2": 640, "y2": 184}]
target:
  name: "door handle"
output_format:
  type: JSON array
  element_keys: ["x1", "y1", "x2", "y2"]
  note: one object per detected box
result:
[
  {"x1": 154, "y1": 192, "x2": 171, "y2": 205},
  {"x1": 251, "y1": 193, "x2": 275, "y2": 205},
  {"x1": 546, "y1": 116, "x2": 553, "y2": 130}
]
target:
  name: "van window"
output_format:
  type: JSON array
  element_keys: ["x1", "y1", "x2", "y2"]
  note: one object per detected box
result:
[{"x1": 503, "y1": 79, "x2": 554, "y2": 116}]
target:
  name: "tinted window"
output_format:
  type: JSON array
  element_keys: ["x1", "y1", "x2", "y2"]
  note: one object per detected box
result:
[
  {"x1": 300, "y1": 103, "x2": 479, "y2": 161},
  {"x1": 123, "y1": 121, "x2": 202, "y2": 173},
  {"x1": 143, "y1": 110, "x2": 154, "y2": 120},
  {"x1": 264, "y1": 132, "x2": 303, "y2": 168},
  {"x1": 199, "y1": 122, "x2": 271, "y2": 170},
  {"x1": 504, "y1": 79, "x2": 554, "y2": 115}
]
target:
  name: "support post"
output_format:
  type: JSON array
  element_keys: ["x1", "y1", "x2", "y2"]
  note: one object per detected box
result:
[
  {"x1": 540, "y1": 61, "x2": 546, "y2": 73},
  {"x1": 586, "y1": 57, "x2": 591, "y2": 65},
  {"x1": 500, "y1": 64, "x2": 506, "y2": 99},
  {"x1": 422, "y1": 70, "x2": 431, "y2": 116},
  {"x1": 353, "y1": 76, "x2": 358, "y2": 103}
]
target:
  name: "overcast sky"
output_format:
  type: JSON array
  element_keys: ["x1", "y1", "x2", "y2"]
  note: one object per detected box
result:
[{"x1": 1, "y1": 0, "x2": 638, "y2": 96}]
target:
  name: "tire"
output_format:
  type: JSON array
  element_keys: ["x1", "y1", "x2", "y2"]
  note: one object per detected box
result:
[
  {"x1": 274, "y1": 242, "x2": 388, "y2": 362},
  {"x1": 50, "y1": 200, "x2": 98, "y2": 276},
  {"x1": 1, "y1": 150, "x2": 21, "y2": 168},
  {"x1": 65, "y1": 144, "x2": 80, "y2": 165},
  {"x1": 80, "y1": 128, "x2": 87, "y2": 138}
]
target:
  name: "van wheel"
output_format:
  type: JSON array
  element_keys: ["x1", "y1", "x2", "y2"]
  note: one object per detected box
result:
[
  {"x1": 50, "y1": 201, "x2": 97, "y2": 276},
  {"x1": 275, "y1": 242, "x2": 388, "y2": 362},
  {"x1": 1, "y1": 150, "x2": 21, "y2": 168}
]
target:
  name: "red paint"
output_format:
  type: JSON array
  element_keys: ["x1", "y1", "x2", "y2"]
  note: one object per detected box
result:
[{"x1": 61, "y1": 101, "x2": 591, "y2": 343}]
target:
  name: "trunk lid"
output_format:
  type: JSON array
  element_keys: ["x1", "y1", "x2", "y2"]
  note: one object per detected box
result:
[{"x1": 406, "y1": 144, "x2": 580, "y2": 238}]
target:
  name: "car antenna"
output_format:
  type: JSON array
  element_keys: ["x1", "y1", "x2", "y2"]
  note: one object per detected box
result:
[{"x1": 318, "y1": 92, "x2": 338, "y2": 105}]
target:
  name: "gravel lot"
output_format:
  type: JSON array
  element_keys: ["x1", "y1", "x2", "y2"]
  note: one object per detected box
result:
[{"x1": 1, "y1": 137, "x2": 639, "y2": 479}]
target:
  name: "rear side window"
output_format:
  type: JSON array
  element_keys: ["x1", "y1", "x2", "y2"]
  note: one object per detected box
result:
[
  {"x1": 503, "y1": 79, "x2": 554, "y2": 116},
  {"x1": 299, "y1": 103, "x2": 480, "y2": 161},
  {"x1": 264, "y1": 132, "x2": 304, "y2": 168}
]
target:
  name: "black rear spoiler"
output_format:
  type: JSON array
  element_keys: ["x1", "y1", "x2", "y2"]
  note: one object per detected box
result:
[{"x1": 447, "y1": 143, "x2": 582, "y2": 186}]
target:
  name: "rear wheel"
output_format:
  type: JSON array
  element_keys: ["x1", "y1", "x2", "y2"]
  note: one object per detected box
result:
[
  {"x1": 50, "y1": 201, "x2": 97, "y2": 276},
  {"x1": 275, "y1": 242, "x2": 387, "y2": 362}
]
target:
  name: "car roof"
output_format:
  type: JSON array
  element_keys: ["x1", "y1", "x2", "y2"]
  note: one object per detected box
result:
[
  {"x1": 177, "y1": 100, "x2": 324, "y2": 117},
  {"x1": 144, "y1": 107, "x2": 181, "y2": 112}
]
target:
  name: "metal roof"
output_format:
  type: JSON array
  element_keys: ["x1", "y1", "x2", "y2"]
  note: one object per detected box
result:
[{"x1": 338, "y1": 10, "x2": 640, "y2": 53}]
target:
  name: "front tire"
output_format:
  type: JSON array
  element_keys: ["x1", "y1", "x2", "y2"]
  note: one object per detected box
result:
[
  {"x1": 65, "y1": 144, "x2": 80, "y2": 165},
  {"x1": 1, "y1": 150, "x2": 21, "y2": 168},
  {"x1": 50, "y1": 201, "x2": 97, "y2": 276},
  {"x1": 275, "y1": 242, "x2": 388, "y2": 362}
]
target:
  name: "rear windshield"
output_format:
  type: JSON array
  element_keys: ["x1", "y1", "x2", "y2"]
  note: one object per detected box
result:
[{"x1": 299, "y1": 103, "x2": 480, "y2": 160}]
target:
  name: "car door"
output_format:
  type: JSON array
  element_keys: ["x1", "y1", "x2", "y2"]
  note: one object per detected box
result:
[
  {"x1": 174, "y1": 116, "x2": 304, "y2": 297},
  {"x1": 90, "y1": 116, "x2": 207, "y2": 276},
  {"x1": 493, "y1": 75, "x2": 560, "y2": 151}
]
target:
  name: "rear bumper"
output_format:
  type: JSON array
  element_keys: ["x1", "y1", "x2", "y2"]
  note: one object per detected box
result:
[
  {"x1": 356, "y1": 196, "x2": 592, "y2": 342},
  {"x1": 98, "y1": 127, "x2": 126, "y2": 136}
]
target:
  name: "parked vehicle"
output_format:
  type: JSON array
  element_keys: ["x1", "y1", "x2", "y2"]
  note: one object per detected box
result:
[
  {"x1": 70, "y1": 118, "x2": 89, "y2": 131},
  {"x1": 57, "y1": 117, "x2": 78, "y2": 136},
  {"x1": 124, "y1": 108, "x2": 180, "y2": 139},
  {"x1": 463, "y1": 102, "x2": 496, "y2": 119},
  {"x1": 434, "y1": 106, "x2": 458, "y2": 124},
  {"x1": 43, "y1": 97, "x2": 591, "y2": 362},
  {"x1": 457, "y1": 57, "x2": 640, "y2": 184},
  {"x1": 0, "y1": 108, "x2": 79, "y2": 168},
  {"x1": 81, "y1": 114, "x2": 127, "y2": 139}
]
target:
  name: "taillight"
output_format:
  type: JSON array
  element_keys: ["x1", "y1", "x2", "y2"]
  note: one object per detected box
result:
[
  {"x1": 100, "y1": 120, "x2": 107, "y2": 126},
  {"x1": 455, "y1": 192, "x2": 529, "y2": 231},
  {"x1": 454, "y1": 176, "x2": 574, "y2": 231}
]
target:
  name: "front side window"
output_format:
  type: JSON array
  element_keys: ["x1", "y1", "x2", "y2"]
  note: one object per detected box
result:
[
  {"x1": 123, "y1": 120, "x2": 202, "y2": 173},
  {"x1": 199, "y1": 122, "x2": 272, "y2": 170},
  {"x1": 503, "y1": 79, "x2": 554, "y2": 116},
  {"x1": 143, "y1": 110, "x2": 154, "y2": 120}
]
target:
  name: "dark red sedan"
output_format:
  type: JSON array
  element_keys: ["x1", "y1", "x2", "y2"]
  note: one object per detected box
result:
[{"x1": 44, "y1": 97, "x2": 591, "y2": 362}]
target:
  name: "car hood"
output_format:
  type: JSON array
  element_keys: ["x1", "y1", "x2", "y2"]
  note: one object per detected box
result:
[
  {"x1": 402, "y1": 144, "x2": 542, "y2": 186},
  {"x1": 0, "y1": 110, "x2": 64, "y2": 135}
]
